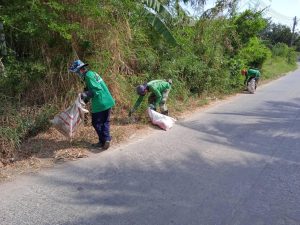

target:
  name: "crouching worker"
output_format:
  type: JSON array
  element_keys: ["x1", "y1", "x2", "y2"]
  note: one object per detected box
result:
[
  {"x1": 69, "y1": 60, "x2": 115, "y2": 149},
  {"x1": 129, "y1": 79, "x2": 172, "y2": 117},
  {"x1": 242, "y1": 68, "x2": 261, "y2": 89}
]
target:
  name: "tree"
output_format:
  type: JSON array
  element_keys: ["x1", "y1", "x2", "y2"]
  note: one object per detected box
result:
[
  {"x1": 238, "y1": 37, "x2": 271, "y2": 68},
  {"x1": 233, "y1": 9, "x2": 267, "y2": 44},
  {"x1": 261, "y1": 23, "x2": 293, "y2": 46}
]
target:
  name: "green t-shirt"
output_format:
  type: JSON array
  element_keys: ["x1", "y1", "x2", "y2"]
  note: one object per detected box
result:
[{"x1": 84, "y1": 71, "x2": 115, "y2": 113}]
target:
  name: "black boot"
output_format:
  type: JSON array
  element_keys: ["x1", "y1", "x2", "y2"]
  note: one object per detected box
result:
[{"x1": 162, "y1": 110, "x2": 169, "y2": 116}]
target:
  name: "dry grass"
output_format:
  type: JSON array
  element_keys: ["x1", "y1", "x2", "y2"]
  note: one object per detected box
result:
[{"x1": 0, "y1": 113, "x2": 148, "y2": 182}]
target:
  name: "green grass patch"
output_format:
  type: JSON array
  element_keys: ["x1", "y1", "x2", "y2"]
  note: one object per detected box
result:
[{"x1": 262, "y1": 56, "x2": 297, "y2": 80}]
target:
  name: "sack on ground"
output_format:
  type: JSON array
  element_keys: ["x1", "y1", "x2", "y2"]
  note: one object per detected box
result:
[
  {"x1": 50, "y1": 95, "x2": 89, "y2": 138},
  {"x1": 147, "y1": 108, "x2": 176, "y2": 130}
]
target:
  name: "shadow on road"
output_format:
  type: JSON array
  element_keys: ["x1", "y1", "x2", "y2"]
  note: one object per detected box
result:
[
  {"x1": 31, "y1": 98, "x2": 300, "y2": 225},
  {"x1": 178, "y1": 97, "x2": 300, "y2": 164}
]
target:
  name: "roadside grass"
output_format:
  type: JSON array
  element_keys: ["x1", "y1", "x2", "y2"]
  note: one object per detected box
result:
[{"x1": 262, "y1": 57, "x2": 298, "y2": 80}]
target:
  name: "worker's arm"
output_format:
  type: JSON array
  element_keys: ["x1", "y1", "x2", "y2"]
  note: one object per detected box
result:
[{"x1": 129, "y1": 95, "x2": 144, "y2": 116}]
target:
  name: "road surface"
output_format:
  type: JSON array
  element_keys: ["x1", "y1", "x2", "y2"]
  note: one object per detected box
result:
[{"x1": 1, "y1": 67, "x2": 300, "y2": 225}]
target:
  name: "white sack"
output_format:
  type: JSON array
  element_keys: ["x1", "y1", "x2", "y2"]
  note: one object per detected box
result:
[
  {"x1": 51, "y1": 95, "x2": 89, "y2": 138},
  {"x1": 147, "y1": 108, "x2": 176, "y2": 130}
]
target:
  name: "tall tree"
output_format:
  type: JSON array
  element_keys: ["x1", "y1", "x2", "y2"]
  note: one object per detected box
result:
[
  {"x1": 233, "y1": 9, "x2": 267, "y2": 44},
  {"x1": 261, "y1": 23, "x2": 293, "y2": 46}
]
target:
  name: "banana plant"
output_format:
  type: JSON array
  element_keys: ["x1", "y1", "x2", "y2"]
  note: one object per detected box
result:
[
  {"x1": 141, "y1": 0, "x2": 208, "y2": 45},
  {"x1": 142, "y1": 0, "x2": 177, "y2": 45}
]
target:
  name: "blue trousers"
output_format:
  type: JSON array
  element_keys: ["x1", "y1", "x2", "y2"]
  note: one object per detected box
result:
[{"x1": 91, "y1": 109, "x2": 111, "y2": 144}]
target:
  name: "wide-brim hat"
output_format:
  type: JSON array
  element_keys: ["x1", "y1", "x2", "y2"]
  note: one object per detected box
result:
[{"x1": 69, "y1": 60, "x2": 89, "y2": 73}]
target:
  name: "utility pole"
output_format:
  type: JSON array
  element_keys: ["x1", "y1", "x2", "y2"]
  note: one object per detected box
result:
[{"x1": 290, "y1": 16, "x2": 297, "y2": 47}]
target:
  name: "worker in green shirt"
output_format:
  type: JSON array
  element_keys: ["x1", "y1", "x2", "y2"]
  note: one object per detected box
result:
[
  {"x1": 69, "y1": 60, "x2": 115, "y2": 149},
  {"x1": 242, "y1": 68, "x2": 261, "y2": 88},
  {"x1": 129, "y1": 79, "x2": 172, "y2": 116}
]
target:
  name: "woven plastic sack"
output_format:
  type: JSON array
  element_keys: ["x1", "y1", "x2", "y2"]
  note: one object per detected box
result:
[
  {"x1": 51, "y1": 95, "x2": 89, "y2": 138},
  {"x1": 147, "y1": 108, "x2": 176, "y2": 130}
]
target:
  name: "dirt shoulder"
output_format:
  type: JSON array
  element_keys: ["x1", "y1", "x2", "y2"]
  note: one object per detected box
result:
[
  {"x1": 0, "y1": 121, "x2": 149, "y2": 182},
  {"x1": 0, "y1": 92, "x2": 236, "y2": 183}
]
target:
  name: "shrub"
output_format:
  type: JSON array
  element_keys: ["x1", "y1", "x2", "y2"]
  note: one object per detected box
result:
[
  {"x1": 0, "y1": 102, "x2": 57, "y2": 159},
  {"x1": 238, "y1": 37, "x2": 272, "y2": 68},
  {"x1": 272, "y1": 43, "x2": 289, "y2": 57},
  {"x1": 272, "y1": 43, "x2": 297, "y2": 65},
  {"x1": 286, "y1": 48, "x2": 297, "y2": 65}
]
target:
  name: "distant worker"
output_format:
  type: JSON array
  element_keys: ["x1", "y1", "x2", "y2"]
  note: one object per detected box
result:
[
  {"x1": 242, "y1": 68, "x2": 261, "y2": 89},
  {"x1": 129, "y1": 79, "x2": 172, "y2": 117},
  {"x1": 69, "y1": 60, "x2": 115, "y2": 149}
]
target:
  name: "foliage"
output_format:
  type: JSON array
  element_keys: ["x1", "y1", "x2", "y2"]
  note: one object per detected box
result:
[
  {"x1": 271, "y1": 43, "x2": 297, "y2": 65},
  {"x1": 262, "y1": 23, "x2": 293, "y2": 46},
  {"x1": 294, "y1": 36, "x2": 300, "y2": 51},
  {"x1": 202, "y1": 0, "x2": 239, "y2": 18},
  {"x1": 261, "y1": 56, "x2": 297, "y2": 80},
  {"x1": 1, "y1": 57, "x2": 47, "y2": 99},
  {"x1": 0, "y1": 102, "x2": 57, "y2": 158},
  {"x1": 237, "y1": 37, "x2": 271, "y2": 68},
  {"x1": 286, "y1": 48, "x2": 297, "y2": 65},
  {"x1": 233, "y1": 9, "x2": 267, "y2": 44},
  {"x1": 272, "y1": 43, "x2": 289, "y2": 57},
  {"x1": 142, "y1": 0, "x2": 177, "y2": 45}
]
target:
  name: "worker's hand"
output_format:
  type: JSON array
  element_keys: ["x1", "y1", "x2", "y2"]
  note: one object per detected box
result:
[
  {"x1": 80, "y1": 92, "x2": 88, "y2": 100},
  {"x1": 149, "y1": 104, "x2": 156, "y2": 111},
  {"x1": 80, "y1": 92, "x2": 90, "y2": 104}
]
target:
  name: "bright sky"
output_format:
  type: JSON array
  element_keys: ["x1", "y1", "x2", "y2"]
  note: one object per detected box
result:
[
  {"x1": 181, "y1": 0, "x2": 300, "y2": 31},
  {"x1": 240, "y1": 0, "x2": 300, "y2": 29}
]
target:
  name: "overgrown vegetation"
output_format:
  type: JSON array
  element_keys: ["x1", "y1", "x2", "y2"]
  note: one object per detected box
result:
[{"x1": 0, "y1": 0, "x2": 298, "y2": 161}]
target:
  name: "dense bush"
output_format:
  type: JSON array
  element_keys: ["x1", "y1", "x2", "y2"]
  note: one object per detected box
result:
[
  {"x1": 238, "y1": 37, "x2": 272, "y2": 68},
  {"x1": 0, "y1": 101, "x2": 57, "y2": 158},
  {"x1": 233, "y1": 10, "x2": 267, "y2": 44},
  {"x1": 271, "y1": 43, "x2": 297, "y2": 65},
  {"x1": 272, "y1": 43, "x2": 289, "y2": 57},
  {"x1": 286, "y1": 48, "x2": 297, "y2": 65}
]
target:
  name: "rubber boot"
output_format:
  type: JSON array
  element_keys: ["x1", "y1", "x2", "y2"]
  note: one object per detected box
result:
[{"x1": 162, "y1": 110, "x2": 169, "y2": 116}]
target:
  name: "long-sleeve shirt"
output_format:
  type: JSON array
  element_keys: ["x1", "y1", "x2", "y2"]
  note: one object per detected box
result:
[
  {"x1": 84, "y1": 71, "x2": 115, "y2": 113},
  {"x1": 244, "y1": 68, "x2": 261, "y2": 84},
  {"x1": 133, "y1": 80, "x2": 171, "y2": 111},
  {"x1": 247, "y1": 69, "x2": 261, "y2": 79}
]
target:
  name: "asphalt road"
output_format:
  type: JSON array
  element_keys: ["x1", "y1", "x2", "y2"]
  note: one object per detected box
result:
[{"x1": 1, "y1": 67, "x2": 300, "y2": 225}]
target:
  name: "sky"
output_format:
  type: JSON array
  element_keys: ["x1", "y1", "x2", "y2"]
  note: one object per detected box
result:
[
  {"x1": 181, "y1": 0, "x2": 300, "y2": 31},
  {"x1": 241, "y1": 0, "x2": 300, "y2": 29}
]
